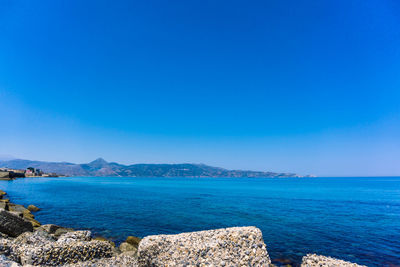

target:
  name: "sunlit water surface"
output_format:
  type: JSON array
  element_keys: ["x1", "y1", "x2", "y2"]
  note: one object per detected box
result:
[{"x1": 1, "y1": 177, "x2": 399, "y2": 266}]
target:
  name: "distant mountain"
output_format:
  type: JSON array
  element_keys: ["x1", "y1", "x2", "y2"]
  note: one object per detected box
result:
[
  {"x1": 0, "y1": 158, "x2": 303, "y2": 178},
  {"x1": 0, "y1": 154, "x2": 16, "y2": 161}
]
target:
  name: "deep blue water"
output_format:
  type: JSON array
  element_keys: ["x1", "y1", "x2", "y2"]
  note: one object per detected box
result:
[{"x1": 0, "y1": 177, "x2": 399, "y2": 266}]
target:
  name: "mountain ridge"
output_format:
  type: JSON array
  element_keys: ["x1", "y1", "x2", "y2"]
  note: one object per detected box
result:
[{"x1": 0, "y1": 158, "x2": 304, "y2": 178}]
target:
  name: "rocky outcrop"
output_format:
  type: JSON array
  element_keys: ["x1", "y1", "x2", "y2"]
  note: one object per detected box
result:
[
  {"x1": 138, "y1": 226, "x2": 271, "y2": 267},
  {"x1": 27, "y1": 205, "x2": 40, "y2": 212},
  {"x1": 8, "y1": 204, "x2": 41, "y2": 228},
  {"x1": 301, "y1": 254, "x2": 367, "y2": 267},
  {"x1": 0, "y1": 210, "x2": 33, "y2": 237},
  {"x1": 4, "y1": 230, "x2": 114, "y2": 266},
  {"x1": 17, "y1": 239, "x2": 113, "y2": 266}
]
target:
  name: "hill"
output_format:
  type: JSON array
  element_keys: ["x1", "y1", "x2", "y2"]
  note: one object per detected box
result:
[{"x1": 0, "y1": 158, "x2": 303, "y2": 178}]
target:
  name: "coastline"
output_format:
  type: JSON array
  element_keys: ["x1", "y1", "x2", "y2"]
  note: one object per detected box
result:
[{"x1": 0, "y1": 186, "x2": 369, "y2": 267}]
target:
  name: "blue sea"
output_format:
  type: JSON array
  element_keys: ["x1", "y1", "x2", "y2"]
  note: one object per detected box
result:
[{"x1": 0, "y1": 177, "x2": 399, "y2": 266}]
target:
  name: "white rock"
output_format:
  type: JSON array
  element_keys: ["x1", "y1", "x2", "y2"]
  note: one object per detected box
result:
[{"x1": 138, "y1": 226, "x2": 271, "y2": 267}]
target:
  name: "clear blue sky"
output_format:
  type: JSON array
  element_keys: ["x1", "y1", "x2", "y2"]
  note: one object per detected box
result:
[{"x1": 1, "y1": 0, "x2": 399, "y2": 176}]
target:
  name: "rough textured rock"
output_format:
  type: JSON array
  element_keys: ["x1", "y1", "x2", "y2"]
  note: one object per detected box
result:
[
  {"x1": 1, "y1": 230, "x2": 114, "y2": 266},
  {"x1": 57, "y1": 230, "x2": 92, "y2": 244},
  {"x1": 301, "y1": 254, "x2": 367, "y2": 267},
  {"x1": 0, "y1": 237, "x2": 12, "y2": 254},
  {"x1": 54, "y1": 227, "x2": 75, "y2": 238},
  {"x1": 8, "y1": 204, "x2": 41, "y2": 228},
  {"x1": 27, "y1": 205, "x2": 40, "y2": 212},
  {"x1": 16, "y1": 240, "x2": 114, "y2": 266},
  {"x1": 7, "y1": 204, "x2": 27, "y2": 213},
  {"x1": 7, "y1": 231, "x2": 55, "y2": 262},
  {"x1": 93, "y1": 237, "x2": 116, "y2": 247},
  {"x1": 138, "y1": 226, "x2": 271, "y2": 267},
  {"x1": 61, "y1": 251, "x2": 138, "y2": 267},
  {"x1": 0, "y1": 255, "x2": 21, "y2": 267},
  {"x1": 0, "y1": 209, "x2": 33, "y2": 237},
  {"x1": 12, "y1": 230, "x2": 55, "y2": 247}
]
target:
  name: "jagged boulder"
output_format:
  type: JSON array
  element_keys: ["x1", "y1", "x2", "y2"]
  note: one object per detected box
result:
[
  {"x1": 0, "y1": 210, "x2": 33, "y2": 237},
  {"x1": 138, "y1": 226, "x2": 271, "y2": 267},
  {"x1": 301, "y1": 254, "x2": 367, "y2": 267}
]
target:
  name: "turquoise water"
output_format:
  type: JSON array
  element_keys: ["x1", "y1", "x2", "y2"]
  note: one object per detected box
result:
[{"x1": 0, "y1": 177, "x2": 399, "y2": 266}]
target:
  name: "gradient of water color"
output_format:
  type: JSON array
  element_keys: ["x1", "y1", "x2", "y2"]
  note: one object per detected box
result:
[{"x1": 1, "y1": 177, "x2": 399, "y2": 266}]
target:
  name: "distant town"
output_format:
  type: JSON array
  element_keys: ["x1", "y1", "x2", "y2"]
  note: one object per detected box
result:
[{"x1": 0, "y1": 167, "x2": 64, "y2": 180}]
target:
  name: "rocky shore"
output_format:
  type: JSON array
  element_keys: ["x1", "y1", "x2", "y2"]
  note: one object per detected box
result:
[{"x1": 0, "y1": 189, "x2": 367, "y2": 266}]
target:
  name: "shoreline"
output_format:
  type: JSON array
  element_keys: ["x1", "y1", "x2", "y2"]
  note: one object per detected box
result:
[{"x1": 0, "y1": 187, "x2": 367, "y2": 266}]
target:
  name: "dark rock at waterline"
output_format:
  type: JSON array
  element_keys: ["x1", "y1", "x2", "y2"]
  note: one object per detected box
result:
[
  {"x1": 8, "y1": 204, "x2": 41, "y2": 228},
  {"x1": 37, "y1": 224, "x2": 74, "y2": 238},
  {"x1": 0, "y1": 209, "x2": 33, "y2": 237},
  {"x1": 37, "y1": 224, "x2": 62, "y2": 234},
  {"x1": 27, "y1": 205, "x2": 40, "y2": 212},
  {"x1": 36, "y1": 224, "x2": 74, "y2": 238}
]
